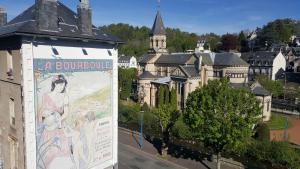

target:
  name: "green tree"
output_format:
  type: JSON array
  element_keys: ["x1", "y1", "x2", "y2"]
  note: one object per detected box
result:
[
  {"x1": 158, "y1": 85, "x2": 165, "y2": 107},
  {"x1": 101, "y1": 23, "x2": 201, "y2": 57},
  {"x1": 170, "y1": 88, "x2": 177, "y2": 110},
  {"x1": 184, "y1": 78, "x2": 261, "y2": 169},
  {"x1": 238, "y1": 31, "x2": 249, "y2": 52},
  {"x1": 255, "y1": 123, "x2": 270, "y2": 142},
  {"x1": 247, "y1": 141, "x2": 300, "y2": 169},
  {"x1": 118, "y1": 68, "x2": 137, "y2": 100},
  {"x1": 171, "y1": 115, "x2": 192, "y2": 140},
  {"x1": 257, "y1": 19, "x2": 297, "y2": 47},
  {"x1": 201, "y1": 33, "x2": 221, "y2": 52},
  {"x1": 164, "y1": 86, "x2": 170, "y2": 105},
  {"x1": 153, "y1": 105, "x2": 179, "y2": 155},
  {"x1": 256, "y1": 75, "x2": 283, "y2": 98}
]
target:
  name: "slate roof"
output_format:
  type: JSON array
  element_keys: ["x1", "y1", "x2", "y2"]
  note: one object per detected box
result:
[
  {"x1": 150, "y1": 11, "x2": 166, "y2": 36},
  {"x1": 250, "y1": 84, "x2": 271, "y2": 96},
  {"x1": 198, "y1": 52, "x2": 248, "y2": 66},
  {"x1": 198, "y1": 53, "x2": 213, "y2": 66},
  {"x1": 213, "y1": 53, "x2": 248, "y2": 66},
  {"x1": 155, "y1": 53, "x2": 194, "y2": 64},
  {"x1": 241, "y1": 51, "x2": 278, "y2": 66},
  {"x1": 118, "y1": 56, "x2": 131, "y2": 63},
  {"x1": 139, "y1": 54, "x2": 156, "y2": 64},
  {"x1": 0, "y1": 2, "x2": 122, "y2": 43},
  {"x1": 230, "y1": 82, "x2": 271, "y2": 96},
  {"x1": 139, "y1": 71, "x2": 161, "y2": 79},
  {"x1": 179, "y1": 65, "x2": 199, "y2": 78}
]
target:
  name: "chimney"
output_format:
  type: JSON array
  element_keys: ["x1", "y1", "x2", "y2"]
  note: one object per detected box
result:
[
  {"x1": 77, "y1": 0, "x2": 92, "y2": 36},
  {"x1": 0, "y1": 7, "x2": 7, "y2": 27},
  {"x1": 36, "y1": 0, "x2": 58, "y2": 31}
]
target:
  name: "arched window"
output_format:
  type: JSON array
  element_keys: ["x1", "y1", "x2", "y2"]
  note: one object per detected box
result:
[{"x1": 156, "y1": 39, "x2": 159, "y2": 48}]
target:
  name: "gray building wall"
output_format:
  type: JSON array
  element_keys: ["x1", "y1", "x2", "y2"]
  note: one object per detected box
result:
[{"x1": 0, "y1": 49, "x2": 25, "y2": 169}]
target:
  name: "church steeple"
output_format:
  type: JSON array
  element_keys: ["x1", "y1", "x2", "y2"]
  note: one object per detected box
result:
[
  {"x1": 150, "y1": 11, "x2": 166, "y2": 36},
  {"x1": 149, "y1": 4, "x2": 167, "y2": 54}
]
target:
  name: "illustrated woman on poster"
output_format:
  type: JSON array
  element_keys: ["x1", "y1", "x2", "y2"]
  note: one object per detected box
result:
[{"x1": 37, "y1": 74, "x2": 72, "y2": 169}]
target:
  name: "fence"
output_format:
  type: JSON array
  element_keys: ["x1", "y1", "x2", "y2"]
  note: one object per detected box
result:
[{"x1": 272, "y1": 99, "x2": 300, "y2": 116}]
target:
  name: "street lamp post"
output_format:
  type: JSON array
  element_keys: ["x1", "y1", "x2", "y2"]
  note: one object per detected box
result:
[
  {"x1": 140, "y1": 110, "x2": 144, "y2": 149},
  {"x1": 139, "y1": 86, "x2": 146, "y2": 150}
]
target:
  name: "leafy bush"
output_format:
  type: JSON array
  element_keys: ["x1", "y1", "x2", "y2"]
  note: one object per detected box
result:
[
  {"x1": 171, "y1": 115, "x2": 192, "y2": 140},
  {"x1": 256, "y1": 75, "x2": 283, "y2": 98},
  {"x1": 247, "y1": 141, "x2": 300, "y2": 169},
  {"x1": 255, "y1": 123, "x2": 270, "y2": 141},
  {"x1": 118, "y1": 68, "x2": 137, "y2": 100}
]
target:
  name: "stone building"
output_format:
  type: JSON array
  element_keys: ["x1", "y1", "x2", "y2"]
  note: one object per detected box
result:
[
  {"x1": 138, "y1": 9, "x2": 249, "y2": 110},
  {"x1": 0, "y1": 1, "x2": 121, "y2": 169}
]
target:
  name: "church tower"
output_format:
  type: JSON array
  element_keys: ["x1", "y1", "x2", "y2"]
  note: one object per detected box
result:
[{"x1": 149, "y1": 10, "x2": 167, "y2": 54}]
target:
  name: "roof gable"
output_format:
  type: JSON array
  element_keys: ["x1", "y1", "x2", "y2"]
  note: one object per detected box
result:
[
  {"x1": 171, "y1": 67, "x2": 188, "y2": 78},
  {"x1": 171, "y1": 65, "x2": 199, "y2": 78}
]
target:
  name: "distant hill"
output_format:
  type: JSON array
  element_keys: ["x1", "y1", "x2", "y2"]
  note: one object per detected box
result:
[
  {"x1": 100, "y1": 23, "x2": 198, "y2": 57},
  {"x1": 256, "y1": 19, "x2": 300, "y2": 46},
  {"x1": 100, "y1": 19, "x2": 300, "y2": 56}
]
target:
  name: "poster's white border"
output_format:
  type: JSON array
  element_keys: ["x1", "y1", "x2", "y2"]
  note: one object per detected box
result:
[{"x1": 22, "y1": 40, "x2": 118, "y2": 169}]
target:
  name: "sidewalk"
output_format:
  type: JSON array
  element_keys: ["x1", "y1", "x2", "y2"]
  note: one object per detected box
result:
[{"x1": 118, "y1": 128, "x2": 239, "y2": 169}]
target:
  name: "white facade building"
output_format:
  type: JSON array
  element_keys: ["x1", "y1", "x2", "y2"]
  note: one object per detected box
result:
[
  {"x1": 242, "y1": 51, "x2": 287, "y2": 80},
  {"x1": 118, "y1": 56, "x2": 137, "y2": 69}
]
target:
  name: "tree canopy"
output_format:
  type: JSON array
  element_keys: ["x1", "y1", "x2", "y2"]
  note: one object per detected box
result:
[
  {"x1": 257, "y1": 19, "x2": 300, "y2": 47},
  {"x1": 118, "y1": 68, "x2": 137, "y2": 100},
  {"x1": 255, "y1": 75, "x2": 283, "y2": 98},
  {"x1": 100, "y1": 23, "x2": 198, "y2": 57},
  {"x1": 184, "y1": 78, "x2": 261, "y2": 169}
]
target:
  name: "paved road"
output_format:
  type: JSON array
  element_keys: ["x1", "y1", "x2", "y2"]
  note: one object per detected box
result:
[
  {"x1": 119, "y1": 143, "x2": 187, "y2": 169},
  {"x1": 118, "y1": 128, "x2": 236, "y2": 169}
]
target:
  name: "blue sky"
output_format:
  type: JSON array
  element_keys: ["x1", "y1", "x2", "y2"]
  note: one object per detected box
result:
[{"x1": 1, "y1": 0, "x2": 300, "y2": 35}]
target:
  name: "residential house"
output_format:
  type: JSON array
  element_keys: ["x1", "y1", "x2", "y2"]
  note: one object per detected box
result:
[
  {"x1": 118, "y1": 55, "x2": 137, "y2": 69},
  {"x1": 241, "y1": 51, "x2": 286, "y2": 81}
]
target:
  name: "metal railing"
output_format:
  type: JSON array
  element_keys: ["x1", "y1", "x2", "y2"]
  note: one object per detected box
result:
[{"x1": 272, "y1": 99, "x2": 300, "y2": 115}]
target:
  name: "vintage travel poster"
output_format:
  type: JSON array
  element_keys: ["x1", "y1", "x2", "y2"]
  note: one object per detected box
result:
[{"x1": 33, "y1": 59, "x2": 114, "y2": 169}]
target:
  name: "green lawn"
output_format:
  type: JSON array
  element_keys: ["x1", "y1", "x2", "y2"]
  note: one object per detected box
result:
[{"x1": 267, "y1": 114, "x2": 289, "y2": 130}]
